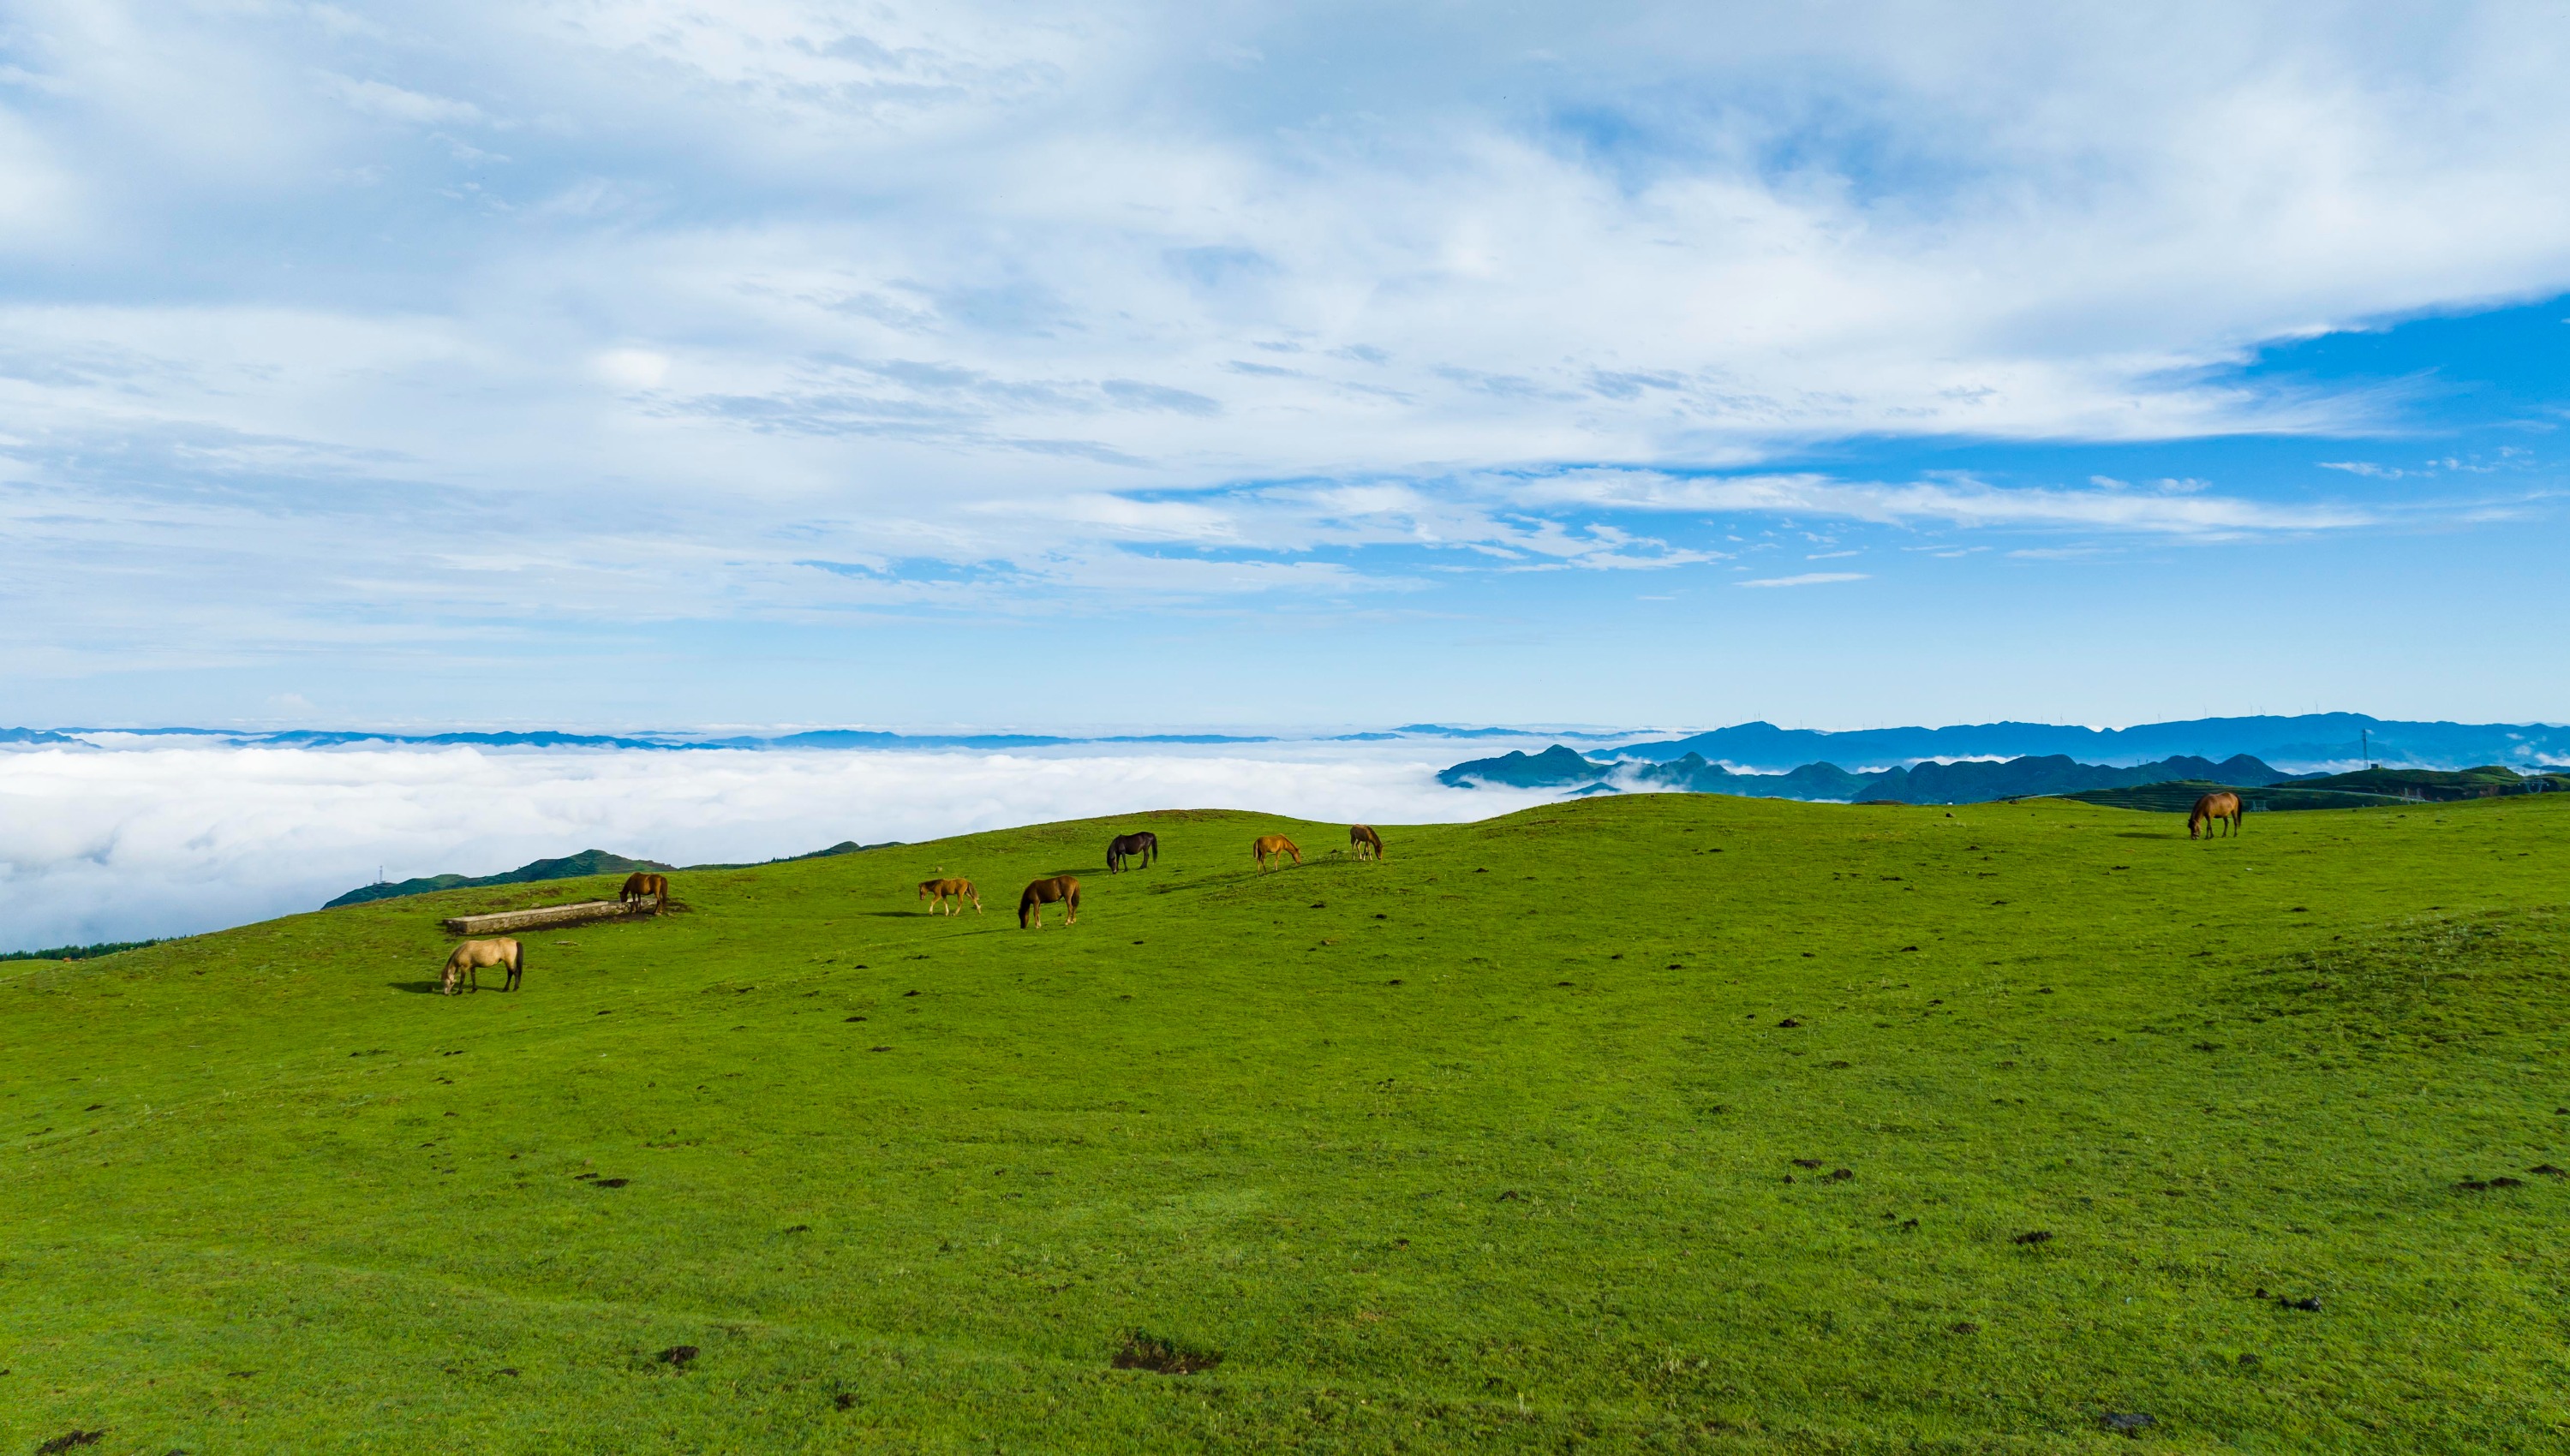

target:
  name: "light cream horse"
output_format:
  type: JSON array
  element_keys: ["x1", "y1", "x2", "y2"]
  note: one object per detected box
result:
[
  {"x1": 442, "y1": 938, "x2": 523, "y2": 994},
  {"x1": 917, "y1": 877, "x2": 982, "y2": 916},
  {"x1": 1349, "y1": 824, "x2": 1384, "y2": 861},
  {"x1": 1253, "y1": 834, "x2": 1302, "y2": 872}
]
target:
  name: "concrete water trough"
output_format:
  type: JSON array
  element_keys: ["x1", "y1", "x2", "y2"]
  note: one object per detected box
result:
[{"x1": 442, "y1": 897, "x2": 660, "y2": 935}]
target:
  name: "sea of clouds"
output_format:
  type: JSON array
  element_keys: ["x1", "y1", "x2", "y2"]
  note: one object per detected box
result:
[{"x1": 0, "y1": 738, "x2": 1563, "y2": 952}]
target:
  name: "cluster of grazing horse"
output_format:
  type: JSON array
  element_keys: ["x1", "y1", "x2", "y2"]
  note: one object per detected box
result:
[
  {"x1": 2188, "y1": 791, "x2": 2244, "y2": 839},
  {"x1": 619, "y1": 871, "x2": 671, "y2": 914},
  {"x1": 1250, "y1": 826, "x2": 1380, "y2": 870},
  {"x1": 442, "y1": 937, "x2": 522, "y2": 994},
  {"x1": 430, "y1": 789, "x2": 2255, "y2": 1000}
]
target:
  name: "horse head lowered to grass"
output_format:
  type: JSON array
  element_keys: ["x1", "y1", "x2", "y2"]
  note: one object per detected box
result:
[
  {"x1": 2189, "y1": 791, "x2": 2244, "y2": 839},
  {"x1": 1019, "y1": 876, "x2": 1079, "y2": 928},
  {"x1": 441, "y1": 938, "x2": 522, "y2": 994},
  {"x1": 619, "y1": 872, "x2": 670, "y2": 914}
]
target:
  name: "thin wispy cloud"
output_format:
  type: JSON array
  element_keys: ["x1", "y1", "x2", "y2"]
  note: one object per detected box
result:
[
  {"x1": 1511, "y1": 470, "x2": 2370, "y2": 536},
  {"x1": 1737, "y1": 571, "x2": 1869, "y2": 588}
]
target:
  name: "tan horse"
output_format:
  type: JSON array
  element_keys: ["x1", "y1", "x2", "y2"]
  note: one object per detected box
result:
[
  {"x1": 619, "y1": 871, "x2": 670, "y2": 915},
  {"x1": 1349, "y1": 824, "x2": 1384, "y2": 861},
  {"x1": 2189, "y1": 791, "x2": 2244, "y2": 839},
  {"x1": 1253, "y1": 834, "x2": 1302, "y2": 872},
  {"x1": 917, "y1": 878, "x2": 982, "y2": 916},
  {"x1": 1019, "y1": 875, "x2": 1079, "y2": 928},
  {"x1": 442, "y1": 938, "x2": 523, "y2": 994}
]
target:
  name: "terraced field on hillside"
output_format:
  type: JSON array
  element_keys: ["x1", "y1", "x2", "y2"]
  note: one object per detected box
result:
[{"x1": 4, "y1": 795, "x2": 2567, "y2": 1452}]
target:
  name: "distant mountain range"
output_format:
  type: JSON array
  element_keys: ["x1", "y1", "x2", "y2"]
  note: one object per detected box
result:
[
  {"x1": 1443, "y1": 743, "x2": 2570, "y2": 806},
  {"x1": 1443, "y1": 749, "x2": 2307, "y2": 804},
  {"x1": 1591, "y1": 714, "x2": 2570, "y2": 773},
  {"x1": 4, "y1": 712, "x2": 2563, "y2": 771},
  {"x1": 324, "y1": 839, "x2": 900, "y2": 910}
]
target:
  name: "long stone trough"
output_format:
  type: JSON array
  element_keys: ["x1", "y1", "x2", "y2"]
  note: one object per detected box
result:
[{"x1": 442, "y1": 897, "x2": 660, "y2": 935}]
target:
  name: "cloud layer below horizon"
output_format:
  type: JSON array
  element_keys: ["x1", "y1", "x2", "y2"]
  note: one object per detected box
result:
[{"x1": 0, "y1": 740, "x2": 1553, "y2": 950}]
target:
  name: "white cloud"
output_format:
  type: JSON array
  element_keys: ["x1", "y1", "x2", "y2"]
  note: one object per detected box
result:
[
  {"x1": 1513, "y1": 469, "x2": 2367, "y2": 535},
  {"x1": 0, "y1": 0, "x2": 2562, "y2": 668},
  {"x1": 0, "y1": 740, "x2": 1561, "y2": 949},
  {"x1": 317, "y1": 74, "x2": 488, "y2": 125},
  {"x1": 1738, "y1": 571, "x2": 1868, "y2": 588}
]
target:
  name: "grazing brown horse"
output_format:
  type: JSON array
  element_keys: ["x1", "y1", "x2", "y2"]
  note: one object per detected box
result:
[
  {"x1": 442, "y1": 938, "x2": 523, "y2": 994},
  {"x1": 1106, "y1": 832, "x2": 1159, "y2": 873},
  {"x1": 917, "y1": 878, "x2": 981, "y2": 916},
  {"x1": 619, "y1": 871, "x2": 670, "y2": 914},
  {"x1": 2189, "y1": 791, "x2": 2244, "y2": 839},
  {"x1": 1253, "y1": 834, "x2": 1301, "y2": 872},
  {"x1": 1349, "y1": 824, "x2": 1384, "y2": 861},
  {"x1": 1019, "y1": 875, "x2": 1079, "y2": 928}
]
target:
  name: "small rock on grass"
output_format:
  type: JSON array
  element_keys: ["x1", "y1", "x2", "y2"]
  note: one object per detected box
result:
[
  {"x1": 2012, "y1": 1230, "x2": 2053, "y2": 1246},
  {"x1": 658, "y1": 1346, "x2": 698, "y2": 1368},
  {"x1": 2099, "y1": 1411, "x2": 2155, "y2": 1433}
]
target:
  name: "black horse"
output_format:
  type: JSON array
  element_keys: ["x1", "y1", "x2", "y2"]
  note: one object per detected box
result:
[{"x1": 1106, "y1": 831, "x2": 1159, "y2": 873}]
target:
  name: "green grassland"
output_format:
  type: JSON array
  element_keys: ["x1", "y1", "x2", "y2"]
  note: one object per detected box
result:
[{"x1": 4, "y1": 795, "x2": 2568, "y2": 1453}]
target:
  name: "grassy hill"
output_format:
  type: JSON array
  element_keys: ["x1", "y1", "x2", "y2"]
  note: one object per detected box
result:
[{"x1": 5, "y1": 797, "x2": 2568, "y2": 1452}]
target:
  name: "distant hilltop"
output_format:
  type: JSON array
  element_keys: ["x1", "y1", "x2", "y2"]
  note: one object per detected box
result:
[
  {"x1": 325, "y1": 850, "x2": 678, "y2": 908},
  {"x1": 325, "y1": 839, "x2": 900, "y2": 910}
]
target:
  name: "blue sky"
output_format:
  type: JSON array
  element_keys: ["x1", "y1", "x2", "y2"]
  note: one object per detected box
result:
[{"x1": 3, "y1": 1, "x2": 2566, "y2": 731}]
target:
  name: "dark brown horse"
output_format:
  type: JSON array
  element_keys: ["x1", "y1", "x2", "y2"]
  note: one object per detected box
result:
[
  {"x1": 2189, "y1": 791, "x2": 2244, "y2": 839},
  {"x1": 1019, "y1": 875, "x2": 1080, "y2": 928},
  {"x1": 619, "y1": 871, "x2": 670, "y2": 914},
  {"x1": 1106, "y1": 832, "x2": 1158, "y2": 873},
  {"x1": 1349, "y1": 824, "x2": 1384, "y2": 861}
]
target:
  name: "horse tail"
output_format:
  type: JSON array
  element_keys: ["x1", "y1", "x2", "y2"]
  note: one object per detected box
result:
[{"x1": 513, "y1": 940, "x2": 525, "y2": 976}]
